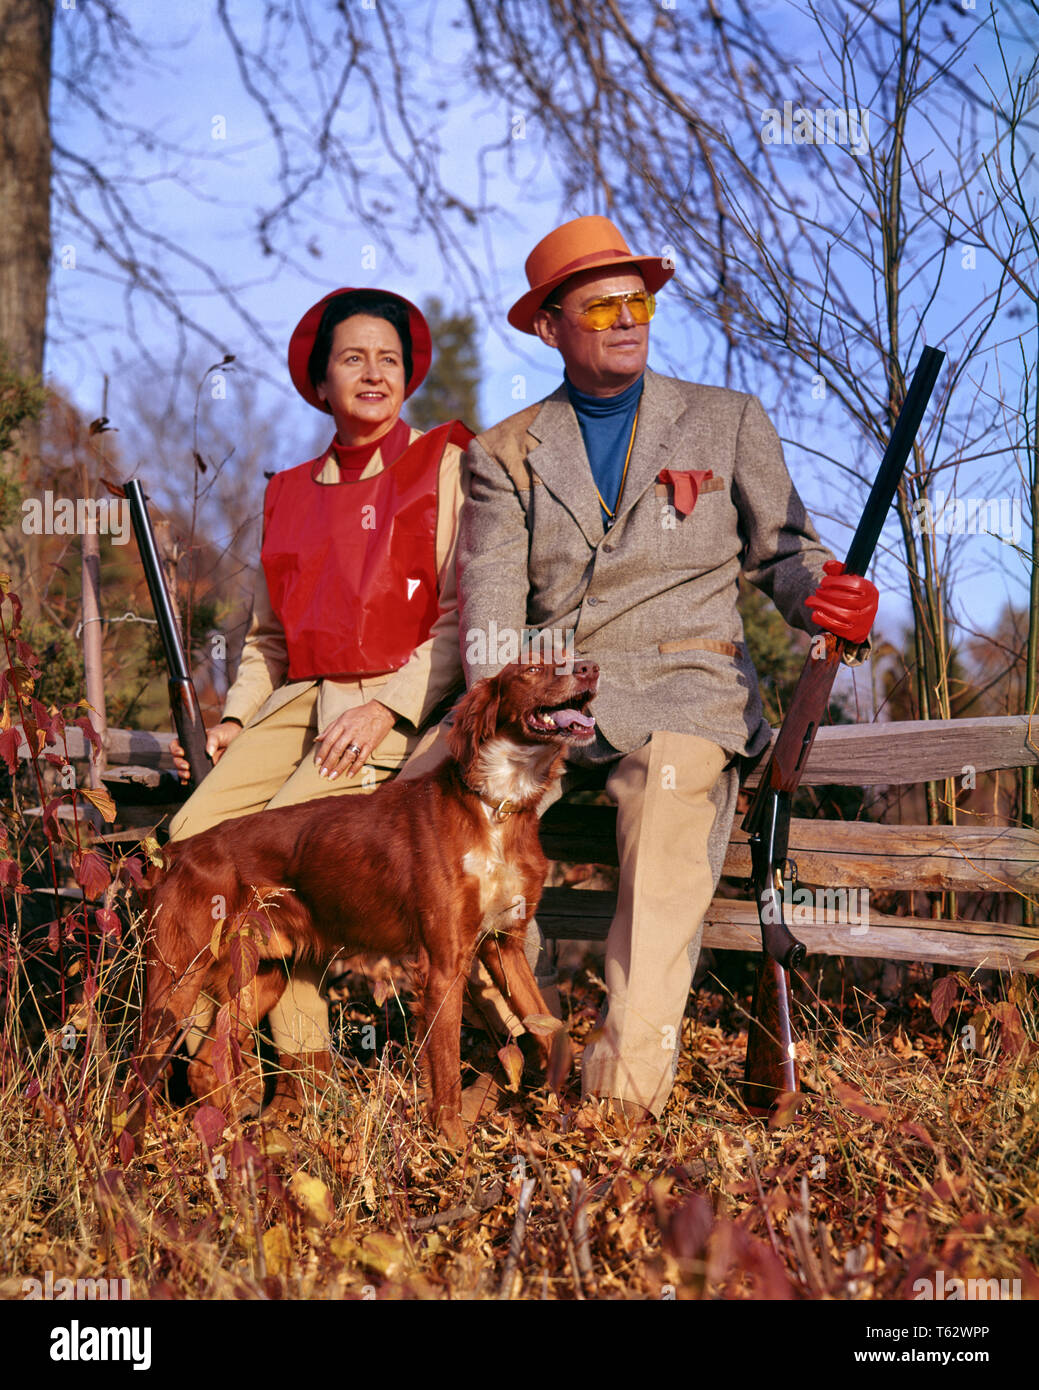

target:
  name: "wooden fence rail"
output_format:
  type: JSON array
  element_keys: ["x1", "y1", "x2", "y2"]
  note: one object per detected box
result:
[
  {"x1": 14, "y1": 714, "x2": 1039, "y2": 973},
  {"x1": 14, "y1": 713, "x2": 1039, "y2": 783}
]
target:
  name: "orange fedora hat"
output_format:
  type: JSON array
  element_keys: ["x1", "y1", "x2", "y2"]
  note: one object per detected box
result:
[
  {"x1": 288, "y1": 287, "x2": 433, "y2": 410},
  {"x1": 508, "y1": 216, "x2": 674, "y2": 335}
]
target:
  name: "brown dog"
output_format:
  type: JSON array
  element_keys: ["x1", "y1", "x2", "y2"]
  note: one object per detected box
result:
[{"x1": 131, "y1": 659, "x2": 599, "y2": 1144}]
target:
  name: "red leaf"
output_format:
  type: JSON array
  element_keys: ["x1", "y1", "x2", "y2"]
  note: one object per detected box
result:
[
  {"x1": 118, "y1": 856, "x2": 146, "y2": 889},
  {"x1": 834, "y1": 1082, "x2": 890, "y2": 1123},
  {"x1": 0, "y1": 859, "x2": 21, "y2": 887},
  {"x1": 30, "y1": 697, "x2": 58, "y2": 740},
  {"x1": 15, "y1": 641, "x2": 41, "y2": 678},
  {"x1": 245, "y1": 908, "x2": 273, "y2": 944},
  {"x1": 74, "y1": 715, "x2": 103, "y2": 758},
  {"x1": 930, "y1": 973, "x2": 959, "y2": 1027},
  {"x1": 229, "y1": 932, "x2": 259, "y2": 995},
  {"x1": 193, "y1": 1105, "x2": 227, "y2": 1150},
  {"x1": 744, "y1": 1236, "x2": 797, "y2": 1299},
  {"x1": 95, "y1": 908, "x2": 121, "y2": 940},
  {"x1": 3, "y1": 587, "x2": 23, "y2": 630},
  {"x1": 0, "y1": 726, "x2": 19, "y2": 775},
  {"x1": 113, "y1": 1216, "x2": 139, "y2": 1262},
  {"x1": 118, "y1": 1129, "x2": 136, "y2": 1166},
  {"x1": 42, "y1": 797, "x2": 65, "y2": 841},
  {"x1": 498, "y1": 1042, "x2": 524, "y2": 1091},
  {"x1": 664, "y1": 1193, "x2": 714, "y2": 1261},
  {"x1": 74, "y1": 850, "x2": 111, "y2": 901},
  {"x1": 990, "y1": 1001, "x2": 1028, "y2": 1057},
  {"x1": 229, "y1": 1137, "x2": 262, "y2": 1172},
  {"x1": 211, "y1": 1004, "x2": 241, "y2": 1089},
  {"x1": 902, "y1": 1122, "x2": 936, "y2": 1149}
]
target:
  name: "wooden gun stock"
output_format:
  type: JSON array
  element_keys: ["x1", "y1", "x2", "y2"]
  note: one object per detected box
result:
[{"x1": 741, "y1": 347, "x2": 945, "y2": 1112}]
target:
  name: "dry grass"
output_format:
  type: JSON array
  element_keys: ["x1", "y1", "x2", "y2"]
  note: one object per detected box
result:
[{"x1": 1, "y1": 912, "x2": 1037, "y2": 1303}]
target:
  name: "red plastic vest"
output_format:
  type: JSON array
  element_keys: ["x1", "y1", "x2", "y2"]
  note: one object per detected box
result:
[{"x1": 261, "y1": 421, "x2": 473, "y2": 681}]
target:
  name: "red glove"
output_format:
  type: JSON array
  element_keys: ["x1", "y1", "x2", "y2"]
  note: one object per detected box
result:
[{"x1": 804, "y1": 561, "x2": 878, "y2": 644}]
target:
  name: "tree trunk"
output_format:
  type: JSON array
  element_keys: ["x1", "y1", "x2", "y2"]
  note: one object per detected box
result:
[
  {"x1": 0, "y1": 0, "x2": 53, "y2": 617},
  {"x1": 0, "y1": 0, "x2": 53, "y2": 381}
]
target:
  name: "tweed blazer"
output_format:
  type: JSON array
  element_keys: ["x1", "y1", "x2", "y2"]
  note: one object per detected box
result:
[{"x1": 457, "y1": 368, "x2": 843, "y2": 762}]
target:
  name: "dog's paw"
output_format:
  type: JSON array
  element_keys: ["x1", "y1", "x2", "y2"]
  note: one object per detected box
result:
[{"x1": 432, "y1": 1108, "x2": 467, "y2": 1149}]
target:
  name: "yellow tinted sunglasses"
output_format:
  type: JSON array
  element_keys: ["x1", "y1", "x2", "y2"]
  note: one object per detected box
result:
[{"x1": 547, "y1": 290, "x2": 656, "y2": 333}]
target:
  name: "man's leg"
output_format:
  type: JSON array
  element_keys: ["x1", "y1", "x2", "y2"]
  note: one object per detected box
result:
[{"x1": 580, "y1": 731, "x2": 739, "y2": 1117}]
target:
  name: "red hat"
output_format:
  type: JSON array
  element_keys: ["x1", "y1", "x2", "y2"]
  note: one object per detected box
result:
[
  {"x1": 287, "y1": 287, "x2": 433, "y2": 410},
  {"x1": 508, "y1": 216, "x2": 674, "y2": 335}
]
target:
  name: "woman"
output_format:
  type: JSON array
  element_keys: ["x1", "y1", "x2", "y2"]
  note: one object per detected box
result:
[{"x1": 169, "y1": 286, "x2": 472, "y2": 1112}]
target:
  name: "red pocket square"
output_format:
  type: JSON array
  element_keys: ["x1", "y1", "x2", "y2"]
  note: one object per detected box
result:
[{"x1": 657, "y1": 468, "x2": 714, "y2": 517}]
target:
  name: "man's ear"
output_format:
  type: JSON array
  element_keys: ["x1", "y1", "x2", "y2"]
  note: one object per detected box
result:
[{"x1": 531, "y1": 309, "x2": 560, "y2": 349}]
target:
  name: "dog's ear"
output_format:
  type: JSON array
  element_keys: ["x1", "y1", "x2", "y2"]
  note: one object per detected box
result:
[{"x1": 447, "y1": 675, "x2": 502, "y2": 770}]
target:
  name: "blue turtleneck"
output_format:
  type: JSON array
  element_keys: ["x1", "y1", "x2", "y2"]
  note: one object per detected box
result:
[{"x1": 565, "y1": 373, "x2": 644, "y2": 528}]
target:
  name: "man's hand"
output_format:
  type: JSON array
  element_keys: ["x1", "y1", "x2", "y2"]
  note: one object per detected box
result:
[
  {"x1": 171, "y1": 720, "x2": 242, "y2": 784},
  {"x1": 314, "y1": 700, "x2": 396, "y2": 781},
  {"x1": 805, "y1": 560, "x2": 878, "y2": 644}
]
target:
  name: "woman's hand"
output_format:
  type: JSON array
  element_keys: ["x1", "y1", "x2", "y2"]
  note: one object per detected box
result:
[
  {"x1": 314, "y1": 700, "x2": 396, "y2": 780},
  {"x1": 171, "y1": 720, "x2": 243, "y2": 784}
]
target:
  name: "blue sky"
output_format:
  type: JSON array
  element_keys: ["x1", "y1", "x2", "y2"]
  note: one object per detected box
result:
[{"x1": 43, "y1": 1, "x2": 1036, "y2": 672}]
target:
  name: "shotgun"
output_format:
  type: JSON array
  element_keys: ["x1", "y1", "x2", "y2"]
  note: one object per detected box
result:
[
  {"x1": 742, "y1": 346, "x2": 945, "y2": 1110},
  {"x1": 124, "y1": 478, "x2": 211, "y2": 790}
]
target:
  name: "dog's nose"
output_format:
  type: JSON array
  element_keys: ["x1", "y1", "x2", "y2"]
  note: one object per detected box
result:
[{"x1": 574, "y1": 660, "x2": 599, "y2": 682}]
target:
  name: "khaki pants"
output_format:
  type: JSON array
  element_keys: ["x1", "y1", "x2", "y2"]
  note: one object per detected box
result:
[
  {"x1": 580, "y1": 732, "x2": 738, "y2": 1116},
  {"x1": 168, "y1": 679, "x2": 429, "y2": 1054}
]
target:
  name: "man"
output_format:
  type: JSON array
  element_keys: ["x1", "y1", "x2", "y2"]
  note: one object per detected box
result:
[{"x1": 457, "y1": 216, "x2": 877, "y2": 1120}]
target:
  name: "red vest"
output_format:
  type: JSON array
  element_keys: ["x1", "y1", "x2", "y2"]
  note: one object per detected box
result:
[{"x1": 261, "y1": 421, "x2": 473, "y2": 681}]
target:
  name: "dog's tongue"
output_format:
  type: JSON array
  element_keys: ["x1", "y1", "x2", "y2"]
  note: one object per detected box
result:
[{"x1": 553, "y1": 707, "x2": 596, "y2": 731}]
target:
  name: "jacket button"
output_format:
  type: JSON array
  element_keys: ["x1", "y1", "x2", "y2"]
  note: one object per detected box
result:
[
  {"x1": 587, "y1": 596, "x2": 599, "y2": 606},
  {"x1": 602, "y1": 542, "x2": 614, "y2": 553}
]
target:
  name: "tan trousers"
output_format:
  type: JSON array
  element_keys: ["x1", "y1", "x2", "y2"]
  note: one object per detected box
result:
[
  {"x1": 580, "y1": 732, "x2": 738, "y2": 1116},
  {"x1": 168, "y1": 679, "x2": 428, "y2": 1054}
]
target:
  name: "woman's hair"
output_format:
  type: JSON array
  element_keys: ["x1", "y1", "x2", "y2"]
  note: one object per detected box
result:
[{"x1": 307, "y1": 290, "x2": 414, "y2": 390}]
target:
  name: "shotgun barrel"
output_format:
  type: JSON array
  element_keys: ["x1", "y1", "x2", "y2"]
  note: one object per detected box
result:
[
  {"x1": 741, "y1": 346, "x2": 945, "y2": 1108},
  {"x1": 125, "y1": 479, "x2": 211, "y2": 789}
]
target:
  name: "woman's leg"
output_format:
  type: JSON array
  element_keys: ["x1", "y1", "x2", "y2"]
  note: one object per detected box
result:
[
  {"x1": 167, "y1": 686, "x2": 320, "y2": 841},
  {"x1": 259, "y1": 709, "x2": 408, "y2": 1107},
  {"x1": 165, "y1": 687, "x2": 322, "y2": 1066}
]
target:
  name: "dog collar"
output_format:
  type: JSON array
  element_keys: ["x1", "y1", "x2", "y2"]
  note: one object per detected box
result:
[{"x1": 462, "y1": 778, "x2": 521, "y2": 820}]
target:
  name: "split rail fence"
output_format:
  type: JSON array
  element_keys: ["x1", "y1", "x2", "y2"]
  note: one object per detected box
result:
[{"x1": 15, "y1": 713, "x2": 1039, "y2": 974}]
